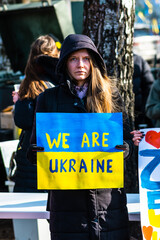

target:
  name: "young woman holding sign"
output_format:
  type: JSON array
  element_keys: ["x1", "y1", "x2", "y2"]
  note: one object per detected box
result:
[{"x1": 28, "y1": 34, "x2": 133, "y2": 240}]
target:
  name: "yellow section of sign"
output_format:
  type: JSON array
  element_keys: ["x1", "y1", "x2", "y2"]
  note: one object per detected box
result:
[{"x1": 37, "y1": 151, "x2": 124, "y2": 189}]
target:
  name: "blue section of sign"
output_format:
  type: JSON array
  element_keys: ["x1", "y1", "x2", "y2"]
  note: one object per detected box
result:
[
  {"x1": 36, "y1": 113, "x2": 123, "y2": 152},
  {"x1": 147, "y1": 191, "x2": 160, "y2": 210}
]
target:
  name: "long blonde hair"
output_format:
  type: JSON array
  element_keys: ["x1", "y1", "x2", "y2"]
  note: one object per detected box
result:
[
  {"x1": 86, "y1": 57, "x2": 119, "y2": 113},
  {"x1": 19, "y1": 35, "x2": 59, "y2": 100}
]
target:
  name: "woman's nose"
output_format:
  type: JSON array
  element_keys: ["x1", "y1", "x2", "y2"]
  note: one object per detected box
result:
[{"x1": 77, "y1": 58, "x2": 84, "y2": 67}]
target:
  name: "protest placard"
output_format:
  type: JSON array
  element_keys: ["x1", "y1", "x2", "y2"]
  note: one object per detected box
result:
[
  {"x1": 36, "y1": 112, "x2": 124, "y2": 190},
  {"x1": 138, "y1": 128, "x2": 160, "y2": 240}
]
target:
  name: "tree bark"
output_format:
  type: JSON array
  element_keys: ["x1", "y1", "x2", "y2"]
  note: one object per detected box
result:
[
  {"x1": 83, "y1": 3, "x2": 142, "y2": 238},
  {"x1": 83, "y1": 0, "x2": 139, "y2": 195},
  {"x1": 83, "y1": 0, "x2": 135, "y2": 130}
]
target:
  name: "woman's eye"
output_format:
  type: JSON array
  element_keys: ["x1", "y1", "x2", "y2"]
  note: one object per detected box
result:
[
  {"x1": 70, "y1": 57, "x2": 77, "y2": 61},
  {"x1": 84, "y1": 57, "x2": 90, "y2": 61}
]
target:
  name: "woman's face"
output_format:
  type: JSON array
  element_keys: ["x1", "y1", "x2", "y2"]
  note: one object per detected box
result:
[{"x1": 66, "y1": 49, "x2": 91, "y2": 86}]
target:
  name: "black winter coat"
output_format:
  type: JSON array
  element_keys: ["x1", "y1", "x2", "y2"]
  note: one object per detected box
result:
[
  {"x1": 13, "y1": 98, "x2": 39, "y2": 192},
  {"x1": 28, "y1": 34, "x2": 133, "y2": 240},
  {"x1": 133, "y1": 54, "x2": 154, "y2": 128},
  {"x1": 30, "y1": 84, "x2": 133, "y2": 240}
]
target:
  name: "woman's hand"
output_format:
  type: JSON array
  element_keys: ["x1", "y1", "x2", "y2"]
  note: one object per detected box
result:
[
  {"x1": 115, "y1": 141, "x2": 129, "y2": 159},
  {"x1": 12, "y1": 91, "x2": 19, "y2": 104},
  {"x1": 130, "y1": 130, "x2": 145, "y2": 146},
  {"x1": 27, "y1": 144, "x2": 44, "y2": 165}
]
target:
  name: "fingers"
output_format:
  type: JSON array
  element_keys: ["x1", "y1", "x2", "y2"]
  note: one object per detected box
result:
[
  {"x1": 130, "y1": 130, "x2": 145, "y2": 146},
  {"x1": 31, "y1": 144, "x2": 44, "y2": 152},
  {"x1": 132, "y1": 137, "x2": 141, "y2": 146},
  {"x1": 130, "y1": 130, "x2": 142, "y2": 135},
  {"x1": 12, "y1": 91, "x2": 19, "y2": 103},
  {"x1": 115, "y1": 145, "x2": 127, "y2": 150}
]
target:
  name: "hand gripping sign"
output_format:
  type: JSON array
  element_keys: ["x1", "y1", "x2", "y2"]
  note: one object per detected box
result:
[
  {"x1": 138, "y1": 128, "x2": 160, "y2": 240},
  {"x1": 36, "y1": 113, "x2": 124, "y2": 190}
]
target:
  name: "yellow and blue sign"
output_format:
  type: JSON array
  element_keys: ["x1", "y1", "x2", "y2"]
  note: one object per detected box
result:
[{"x1": 36, "y1": 113, "x2": 124, "y2": 190}]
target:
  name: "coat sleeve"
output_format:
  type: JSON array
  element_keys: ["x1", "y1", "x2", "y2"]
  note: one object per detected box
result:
[
  {"x1": 30, "y1": 86, "x2": 59, "y2": 144},
  {"x1": 116, "y1": 91, "x2": 134, "y2": 160},
  {"x1": 27, "y1": 92, "x2": 47, "y2": 164},
  {"x1": 123, "y1": 116, "x2": 134, "y2": 161},
  {"x1": 141, "y1": 57, "x2": 154, "y2": 112},
  {"x1": 30, "y1": 92, "x2": 46, "y2": 144},
  {"x1": 133, "y1": 54, "x2": 154, "y2": 115},
  {"x1": 145, "y1": 80, "x2": 160, "y2": 120},
  {"x1": 14, "y1": 98, "x2": 36, "y2": 130}
]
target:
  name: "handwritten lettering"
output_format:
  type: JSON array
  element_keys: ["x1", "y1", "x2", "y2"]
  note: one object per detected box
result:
[
  {"x1": 46, "y1": 133, "x2": 70, "y2": 149},
  {"x1": 49, "y1": 158, "x2": 113, "y2": 173},
  {"x1": 148, "y1": 209, "x2": 160, "y2": 228},
  {"x1": 81, "y1": 133, "x2": 90, "y2": 148},
  {"x1": 140, "y1": 148, "x2": 160, "y2": 237},
  {"x1": 140, "y1": 150, "x2": 160, "y2": 190},
  {"x1": 46, "y1": 132, "x2": 110, "y2": 149},
  {"x1": 81, "y1": 132, "x2": 109, "y2": 148}
]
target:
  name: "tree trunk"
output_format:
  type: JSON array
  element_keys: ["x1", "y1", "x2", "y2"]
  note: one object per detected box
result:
[
  {"x1": 83, "y1": 3, "x2": 142, "y2": 239},
  {"x1": 83, "y1": 0, "x2": 135, "y2": 130},
  {"x1": 83, "y1": 0, "x2": 138, "y2": 194}
]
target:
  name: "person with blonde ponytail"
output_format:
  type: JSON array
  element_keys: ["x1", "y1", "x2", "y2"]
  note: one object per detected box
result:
[
  {"x1": 12, "y1": 34, "x2": 60, "y2": 192},
  {"x1": 28, "y1": 34, "x2": 133, "y2": 239}
]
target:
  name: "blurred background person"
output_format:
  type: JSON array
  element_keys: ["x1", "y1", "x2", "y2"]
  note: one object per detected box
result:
[
  {"x1": 133, "y1": 53, "x2": 154, "y2": 129},
  {"x1": 145, "y1": 69, "x2": 160, "y2": 127},
  {"x1": 12, "y1": 34, "x2": 60, "y2": 192}
]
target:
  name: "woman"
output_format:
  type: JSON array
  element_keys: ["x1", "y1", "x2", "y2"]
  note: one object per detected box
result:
[
  {"x1": 12, "y1": 34, "x2": 59, "y2": 192},
  {"x1": 28, "y1": 34, "x2": 133, "y2": 239}
]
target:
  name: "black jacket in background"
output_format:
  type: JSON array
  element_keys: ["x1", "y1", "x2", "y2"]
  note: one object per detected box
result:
[
  {"x1": 133, "y1": 54, "x2": 154, "y2": 128},
  {"x1": 13, "y1": 98, "x2": 38, "y2": 192}
]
